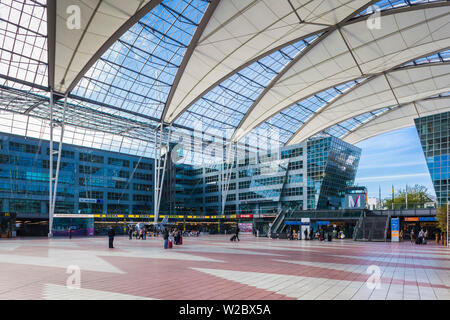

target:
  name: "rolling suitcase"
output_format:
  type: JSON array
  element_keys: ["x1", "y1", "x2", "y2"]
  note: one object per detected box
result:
[
  {"x1": 230, "y1": 235, "x2": 236, "y2": 241},
  {"x1": 168, "y1": 240, "x2": 173, "y2": 248},
  {"x1": 179, "y1": 236, "x2": 183, "y2": 245}
]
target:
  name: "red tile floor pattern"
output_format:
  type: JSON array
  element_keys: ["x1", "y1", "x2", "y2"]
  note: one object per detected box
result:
[{"x1": 0, "y1": 234, "x2": 449, "y2": 300}]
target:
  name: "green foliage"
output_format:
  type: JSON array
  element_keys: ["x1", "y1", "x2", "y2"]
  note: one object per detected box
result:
[
  {"x1": 436, "y1": 205, "x2": 448, "y2": 233},
  {"x1": 384, "y1": 184, "x2": 433, "y2": 209}
]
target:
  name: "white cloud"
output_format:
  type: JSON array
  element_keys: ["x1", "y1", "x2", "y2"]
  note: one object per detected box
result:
[
  {"x1": 356, "y1": 173, "x2": 429, "y2": 182},
  {"x1": 358, "y1": 160, "x2": 426, "y2": 170}
]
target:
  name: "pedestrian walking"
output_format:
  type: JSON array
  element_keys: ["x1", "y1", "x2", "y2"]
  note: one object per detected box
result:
[
  {"x1": 128, "y1": 227, "x2": 133, "y2": 240},
  {"x1": 235, "y1": 225, "x2": 240, "y2": 242},
  {"x1": 163, "y1": 227, "x2": 169, "y2": 249},
  {"x1": 68, "y1": 227, "x2": 72, "y2": 239},
  {"x1": 304, "y1": 228, "x2": 308, "y2": 241},
  {"x1": 108, "y1": 226, "x2": 115, "y2": 249}
]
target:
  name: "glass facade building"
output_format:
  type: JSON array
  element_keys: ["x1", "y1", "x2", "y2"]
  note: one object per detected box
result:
[
  {"x1": 415, "y1": 111, "x2": 450, "y2": 206},
  {"x1": 0, "y1": 133, "x2": 154, "y2": 235},
  {"x1": 0, "y1": 131, "x2": 360, "y2": 235},
  {"x1": 168, "y1": 136, "x2": 361, "y2": 215}
]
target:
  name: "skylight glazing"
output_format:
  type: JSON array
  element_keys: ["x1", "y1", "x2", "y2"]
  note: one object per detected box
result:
[
  {"x1": 175, "y1": 35, "x2": 319, "y2": 139},
  {"x1": 0, "y1": 0, "x2": 47, "y2": 88},
  {"x1": 71, "y1": 0, "x2": 209, "y2": 120}
]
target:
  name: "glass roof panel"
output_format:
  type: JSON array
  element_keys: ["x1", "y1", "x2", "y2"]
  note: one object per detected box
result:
[
  {"x1": 0, "y1": 0, "x2": 47, "y2": 87},
  {"x1": 71, "y1": 0, "x2": 209, "y2": 120},
  {"x1": 175, "y1": 35, "x2": 320, "y2": 139}
]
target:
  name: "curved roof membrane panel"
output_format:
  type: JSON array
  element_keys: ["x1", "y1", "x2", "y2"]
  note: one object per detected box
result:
[
  {"x1": 342, "y1": 96, "x2": 450, "y2": 144},
  {"x1": 161, "y1": 0, "x2": 374, "y2": 124},
  {"x1": 287, "y1": 62, "x2": 450, "y2": 144},
  {"x1": 234, "y1": 2, "x2": 450, "y2": 142},
  {"x1": 51, "y1": 0, "x2": 159, "y2": 93},
  {"x1": 70, "y1": 0, "x2": 209, "y2": 120}
]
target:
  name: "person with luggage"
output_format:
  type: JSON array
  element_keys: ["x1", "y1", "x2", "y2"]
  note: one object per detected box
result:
[
  {"x1": 168, "y1": 229, "x2": 174, "y2": 248},
  {"x1": 163, "y1": 227, "x2": 169, "y2": 249},
  {"x1": 235, "y1": 225, "x2": 240, "y2": 242},
  {"x1": 418, "y1": 228, "x2": 425, "y2": 245}
]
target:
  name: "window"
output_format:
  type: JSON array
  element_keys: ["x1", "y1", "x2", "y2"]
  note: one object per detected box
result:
[
  {"x1": 133, "y1": 194, "x2": 152, "y2": 202},
  {"x1": 46, "y1": 148, "x2": 75, "y2": 159},
  {"x1": 79, "y1": 153, "x2": 104, "y2": 163},
  {"x1": 205, "y1": 175, "x2": 218, "y2": 183},
  {"x1": 288, "y1": 161, "x2": 303, "y2": 170},
  {"x1": 281, "y1": 148, "x2": 303, "y2": 159},
  {"x1": 205, "y1": 196, "x2": 219, "y2": 203},
  {"x1": 133, "y1": 172, "x2": 152, "y2": 181},
  {"x1": 133, "y1": 183, "x2": 152, "y2": 191},
  {"x1": 9, "y1": 142, "x2": 39, "y2": 154},
  {"x1": 239, "y1": 181, "x2": 251, "y2": 189},
  {"x1": 108, "y1": 192, "x2": 128, "y2": 200},
  {"x1": 108, "y1": 157, "x2": 130, "y2": 167},
  {"x1": 133, "y1": 161, "x2": 152, "y2": 171},
  {"x1": 206, "y1": 185, "x2": 218, "y2": 193}
]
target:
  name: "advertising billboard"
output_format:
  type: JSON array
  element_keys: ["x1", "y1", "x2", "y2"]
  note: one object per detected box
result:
[
  {"x1": 238, "y1": 223, "x2": 253, "y2": 234},
  {"x1": 391, "y1": 218, "x2": 399, "y2": 242}
]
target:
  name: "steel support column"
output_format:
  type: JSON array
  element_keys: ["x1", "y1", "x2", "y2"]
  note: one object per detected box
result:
[
  {"x1": 221, "y1": 141, "x2": 236, "y2": 216},
  {"x1": 48, "y1": 94, "x2": 67, "y2": 237},
  {"x1": 154, "y1": 123, "x2": 172, "y2": 224}
]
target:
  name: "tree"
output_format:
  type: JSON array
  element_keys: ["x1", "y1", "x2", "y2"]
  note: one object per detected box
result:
[
  {"x1": 384, "y1": 184, "x2": 434, "y2": 209},
  {"x1": 436, "y1": 204, "x2": 448, "y2": 233}
]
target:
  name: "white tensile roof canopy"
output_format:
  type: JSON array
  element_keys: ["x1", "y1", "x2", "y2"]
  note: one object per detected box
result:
[{"x1": 0, "y1": 0, "x2": 449, "y2": 157}]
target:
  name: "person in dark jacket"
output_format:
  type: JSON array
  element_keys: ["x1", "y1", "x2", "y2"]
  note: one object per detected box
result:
[
  {"x1": 128, "y1": 227, "x2": 133, "y2": 240},
  {"x1": 304, "y1": 228, "x2": 308, "y2": 241},
  {"x1": 235, "y1": 225, "x2": 240, "y2": 242},
  {"x1": 163, "y1": 227, "x2": 169, "y2": 249},
  {"x1": 108, "y1": 226, "x2": 115, "y2": 248}
]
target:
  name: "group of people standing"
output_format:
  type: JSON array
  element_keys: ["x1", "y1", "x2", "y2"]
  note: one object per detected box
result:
[
  {"x1": 128, "y1": 227, "x2": 147, "y2": 240},
  {"x1": 162, "y1": 228, "x2": 183, "y2": 249},
  {"x1": 409, "y1": 228, "x2": 428, "y2": 245},
  {"x1": 289, "y1": 228, "x2": 331, "y2": 241}
]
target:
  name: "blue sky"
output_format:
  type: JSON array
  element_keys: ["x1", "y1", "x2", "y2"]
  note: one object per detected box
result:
[{"x1": 353, "y1": 126, "x2": 435, "y2": 200}]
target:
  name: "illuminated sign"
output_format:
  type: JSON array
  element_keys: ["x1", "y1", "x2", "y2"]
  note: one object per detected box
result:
[
  {"x1": 391, "y1": 218, "x2": 399, "y2": 242},
  {"x1": 238, "y1": 214, "x2": 253, "y2": 218},
  {"x1": 53, "y1": 214, "x2": 94, "y2": 218}
]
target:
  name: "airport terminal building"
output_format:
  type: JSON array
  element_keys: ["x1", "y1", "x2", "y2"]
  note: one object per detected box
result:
[{"x1": 0, "y1": 132, "x2": 360, "y2": 235}]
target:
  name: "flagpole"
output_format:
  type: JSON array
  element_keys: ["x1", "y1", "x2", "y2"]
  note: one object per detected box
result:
[
  {"x1": 405, "y1": 184, "x2": 408, "y2": 210},
  {"x1": 392, "y1": 185, "x2": 394, "y2": 210},
  {"x1": 379, "y1": 185, "x2": 381, "y2": 210}
]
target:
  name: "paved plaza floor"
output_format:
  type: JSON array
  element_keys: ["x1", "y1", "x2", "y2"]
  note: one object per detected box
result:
[{"x1": 0, "y1": 235, "x2": 449, "y2": 300}]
